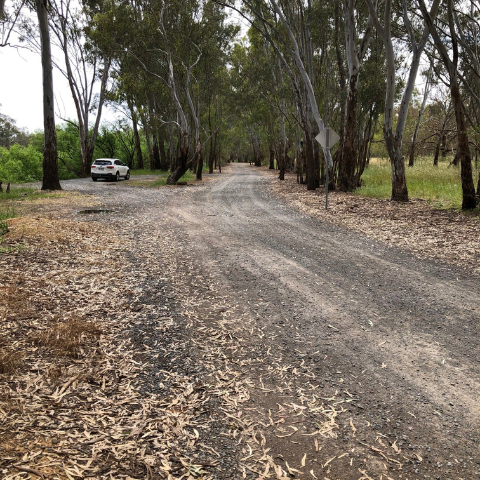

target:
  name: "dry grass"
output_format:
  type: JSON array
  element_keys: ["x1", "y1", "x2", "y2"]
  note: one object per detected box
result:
[
  {"x1": 0, "y1": 350, "x2": 23, "y2": 375},
  {"x1": 32, "y1": 317, "x2": 102, "y2": 358}
]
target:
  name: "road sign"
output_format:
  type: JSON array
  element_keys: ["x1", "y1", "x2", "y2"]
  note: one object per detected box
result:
[{"x1": 315, "y1": 127, "x2": 340, "y2": 149}]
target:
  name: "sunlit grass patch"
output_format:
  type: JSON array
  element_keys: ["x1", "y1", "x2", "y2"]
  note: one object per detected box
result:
[
  {"x1": 357, "y1": 156, "x2": 479, "y2": 208},
  {"x1": 0, "y1": 187, "x2": 46, "y2": 202}
]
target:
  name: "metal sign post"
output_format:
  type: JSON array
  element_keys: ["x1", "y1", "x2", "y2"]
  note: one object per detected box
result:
[{"x1": 315, "y1": 126, "x2": 339, "y2": 210}]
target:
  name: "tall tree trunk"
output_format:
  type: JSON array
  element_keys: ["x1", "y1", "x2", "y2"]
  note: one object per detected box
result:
[
  {"x1": 419, "y1": 0, "x2": 475, "y2": 209},
  {"x1": 196, "y1": 150, "x2": 204, "y2": 180},
  {"x1": 384, "y1": 127, "x2": 408, "y2": 201},
  {"x1": 338, "y1": 74, "x2": 358, "y2": 191},
  {"x1": 152, "y1": 132, "x2": 161, "y2": 170},
  {"x1": 36, "y1": 0, "x2": 61, "y2": 191},
  {"x1": 433, "y1": 134, "x2": 441, "y2": 166},
  {"x1": 451, "y1": 84, "x2": 476, "y2": 209},
  {"x1": 304, "y1": 126, "x2": 316, "y2": 190},
  {"x1": 128, "y1": 99, "x2": 143, "y2": 170},
  {"x1": 140, "y1": 113, "x2": 154, "y2": 170},
  {"x1": 269, "y1": 144, "x2": 275, "y2": 169}
]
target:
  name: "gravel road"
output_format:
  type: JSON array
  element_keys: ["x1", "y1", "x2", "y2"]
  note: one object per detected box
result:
[{"x1": 61, "y1": 164, "x2": 480, "y2": 479}]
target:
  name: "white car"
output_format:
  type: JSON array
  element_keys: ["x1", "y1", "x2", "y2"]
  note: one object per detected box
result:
[{"x1": 91, "y1": 159, "x2": 130, "y2": 181}]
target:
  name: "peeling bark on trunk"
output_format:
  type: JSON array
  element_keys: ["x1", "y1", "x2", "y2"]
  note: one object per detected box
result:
[{"x1": 37, "y1": 0, "x2": 61, "y2": 191}]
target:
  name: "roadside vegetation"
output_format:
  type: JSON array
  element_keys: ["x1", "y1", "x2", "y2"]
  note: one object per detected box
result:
[{"x1": 357, "y1": 156, "x2": 480, "y2": 209}]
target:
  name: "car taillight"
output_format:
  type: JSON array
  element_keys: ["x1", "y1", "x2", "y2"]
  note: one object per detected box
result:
[
  {"x1": 107, "y1": 166, "x2": 114, "y2": 169},
  {"x1": 91, "y1": 166, "x2": 96, "y2": 168}
]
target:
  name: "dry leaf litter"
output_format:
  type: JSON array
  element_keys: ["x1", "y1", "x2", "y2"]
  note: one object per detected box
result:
[{"x1": 267, "y1": 169, "x2": 480, "y2": 275}]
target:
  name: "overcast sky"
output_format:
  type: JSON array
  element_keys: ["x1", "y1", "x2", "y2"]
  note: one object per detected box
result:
[
  {"x1": 0, "y1": 46, "x2": 75, "y2": 132},
  {"x1": 0, "y1": 44, "x2": 121, "y2": 133}
]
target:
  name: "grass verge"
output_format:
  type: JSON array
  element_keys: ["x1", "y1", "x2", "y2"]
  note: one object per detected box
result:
[
  {"x1": 152, "y1": 171, "x2": 195, "y2": 187},
  {"x1": 129, "y1": 169, "x2": 169, "y2": 176},
  {"x1": 357, "y1": 156, "x2": 480, "y2": 208}
]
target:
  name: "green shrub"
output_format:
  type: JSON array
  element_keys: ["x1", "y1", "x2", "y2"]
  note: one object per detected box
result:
[{"x1": 0, "y1": 145, "x2": 43, "y2": 183}]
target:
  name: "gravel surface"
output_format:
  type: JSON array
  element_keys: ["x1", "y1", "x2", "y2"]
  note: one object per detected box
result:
[{"x1": 6, "y1": 165, "x2": 479, "y2": 479}]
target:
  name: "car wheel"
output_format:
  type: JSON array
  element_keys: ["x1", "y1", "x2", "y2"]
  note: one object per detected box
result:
[
  {"x1": 125, "y1": 170, "x2": 130, "y2": 180},
  {"x1": 92, "y1": 177, "x2": 97, "y2": 182},
  {"x1": 115, "y1": 171, "x2": 120, "y2": 182}
]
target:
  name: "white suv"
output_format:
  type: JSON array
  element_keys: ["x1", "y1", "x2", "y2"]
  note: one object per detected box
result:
[{"x1": 91, "y1": 159, "x2": 130, "y2": 181}]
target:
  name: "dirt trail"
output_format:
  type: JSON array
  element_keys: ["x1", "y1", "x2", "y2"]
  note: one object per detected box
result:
[
  {"x1": 154, "y1": 164, "x2": 480, "y2": 479},
  {"x1": 2, "y1": 164, "x2": 479, "y2": 480}
]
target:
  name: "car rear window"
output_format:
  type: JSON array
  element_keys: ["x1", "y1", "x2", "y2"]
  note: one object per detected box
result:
[{"x1": 94, "y1": 160, "x2": 112, "y2": 165}]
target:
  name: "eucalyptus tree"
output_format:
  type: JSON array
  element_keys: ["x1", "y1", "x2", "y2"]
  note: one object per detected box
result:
[
  {"x1": 217, "y1": 0, "x2": 334, "y2": 191},
  {"x1": 6, "y1": 0, "x2": 62, "y2": 188},
  {"x1": 419, "y1": 0, "x2": 477, "y2": 209},
  {"x1": 408, "y1": 62, "x2": 434, "y2": 167},
  {"x1": 47, "y1": 0, "x2": 111, "y2": 177},
  {"x1": 364, "y1": 0, "x2": 440, "y2": 202},
  {"x1": 229, "y1": 29, "x2": 292, "y2": 171},
  {"x1": 98, "y1": 0, "x2": 238, "y2": 183},
  {"x1": 36, "y1": 0, "x2": 61, "y2": 190},
  {"x1": 336, "y1": 0, "x2": 373, "y2": 192},
  {"x1": 0, "y1": 0, "x2": 24, "y2": 46}
]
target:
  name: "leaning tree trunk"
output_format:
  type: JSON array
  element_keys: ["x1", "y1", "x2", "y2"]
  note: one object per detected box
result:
[
  {"x1": 36, "y1": 0, "x2": 61, "y2": 191},
  {"x1": 166, "y1": 129, "x2": 189, "y2": 185}
]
